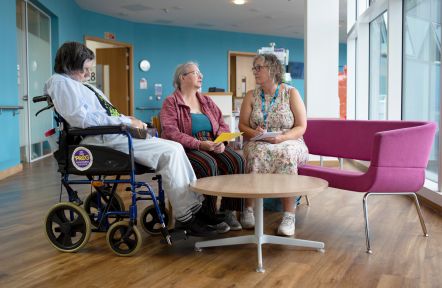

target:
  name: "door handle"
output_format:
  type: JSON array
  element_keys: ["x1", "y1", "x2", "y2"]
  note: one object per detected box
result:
[{"x1": 22, "y1": 95, "x2": 28, "y2": 101}]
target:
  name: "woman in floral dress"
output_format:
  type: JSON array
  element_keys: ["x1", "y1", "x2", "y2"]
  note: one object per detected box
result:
[{"x1": 239, "y1": 54, "x2": 308, "y2": 236}]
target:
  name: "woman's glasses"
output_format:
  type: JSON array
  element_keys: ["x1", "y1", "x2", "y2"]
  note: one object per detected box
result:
[
  {"x1": 252, "y1": 65, "x2": 269, "y2": 73},
  {"x1": 183, "y1": 70, "x2": 204, "y2": 78}
]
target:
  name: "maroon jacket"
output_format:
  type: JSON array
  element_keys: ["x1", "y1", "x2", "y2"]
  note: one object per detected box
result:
[{"x1": 160, "y1": 90, "x2": 230, "y2": 150}]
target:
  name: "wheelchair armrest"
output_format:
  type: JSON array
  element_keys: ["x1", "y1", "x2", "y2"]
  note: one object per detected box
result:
[{"x1": 68, "y1": 125, "x2": 130, "y2": 137}]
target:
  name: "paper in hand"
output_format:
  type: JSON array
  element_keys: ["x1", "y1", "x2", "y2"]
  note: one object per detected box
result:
[{"x1": 214, "y1": 132, "x2": 243, "y2": 143}]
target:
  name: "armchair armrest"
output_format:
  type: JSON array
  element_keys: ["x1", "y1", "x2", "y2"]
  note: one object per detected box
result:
[{"x1": 371, "y1": 122, "x2": 436, "y2": 168}]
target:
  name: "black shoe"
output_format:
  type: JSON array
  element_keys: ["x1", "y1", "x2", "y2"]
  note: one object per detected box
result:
[
  {"x1": 196, "y1": 209, "x2": 226, "y2": 226},
  {"x1": 176, "y1": 216, "x2": 217, "y2": 237}
]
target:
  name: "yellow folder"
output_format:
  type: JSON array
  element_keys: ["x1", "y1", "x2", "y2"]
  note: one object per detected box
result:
[{"x1": 214, "y1": 132, "x2": 243, "y2": 143}]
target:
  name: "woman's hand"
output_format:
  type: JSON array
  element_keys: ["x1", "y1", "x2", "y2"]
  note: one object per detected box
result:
[
  {"x1": 261, "y1": 134, "x2": 285, "y2": 144},
  {"x1": 213, "y1": 143, "x2": 225, "y2": 154},
  {"x1": 200, "y1": 141, "x2": 218, "y2": 151},
  {"x1": 250, "y1": 126, "x2": 266, "y2": 139}
]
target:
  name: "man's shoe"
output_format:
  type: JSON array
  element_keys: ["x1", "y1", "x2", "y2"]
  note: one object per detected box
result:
[
  {"x1": 176, "y1": 216, "x2": 217, "y2": 237},
  {"x1": 196, "y1": 208, "x2": 225, "y2": 225},
  {"x1": 224, "y1": 210, "x2": 242, "y2": 231},
  {"x1": 277, "y1": 212, "x2": 295, "y2": 236},
  {"x1": 240, "y1": 207, "x2": 255, "y2": 229}
]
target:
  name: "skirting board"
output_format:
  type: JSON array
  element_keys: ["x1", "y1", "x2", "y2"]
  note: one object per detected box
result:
[{"x1": 0, "y1": 164, "x2": 23, "y2": 181}]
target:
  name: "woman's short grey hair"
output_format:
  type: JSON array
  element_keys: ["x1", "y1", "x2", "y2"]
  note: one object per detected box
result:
[
  {"x1": 253, "y1": 54, "x2": 284, "y2": 84},
  {"x1": 173, "y1": 61, "x2": 199, "y2": 90}
]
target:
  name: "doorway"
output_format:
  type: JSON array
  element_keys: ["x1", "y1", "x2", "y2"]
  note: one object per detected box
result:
[
  {"x1": 228, "y1": 51, "x2": 257, "y2": 112},
  {"x1": 85, "y1": 37, "x2": 134, "y2": 116},
  {"x1": 16, "y1": 0, "x2": 53, "y2": 163}
]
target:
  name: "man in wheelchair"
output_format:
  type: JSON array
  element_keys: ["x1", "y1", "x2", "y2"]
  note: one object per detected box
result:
[{"x1": 44, "y1": 41, "x2": 216, "y2": 237}]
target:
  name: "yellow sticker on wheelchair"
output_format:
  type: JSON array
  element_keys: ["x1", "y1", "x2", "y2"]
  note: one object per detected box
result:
[{"x1": 72, "y1": 147, "x2": 93, "y2": 171}]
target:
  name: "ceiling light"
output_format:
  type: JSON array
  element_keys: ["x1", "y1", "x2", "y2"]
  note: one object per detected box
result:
[{"x1": 232, "y1": 0, "x2": 246, "y2": 5}]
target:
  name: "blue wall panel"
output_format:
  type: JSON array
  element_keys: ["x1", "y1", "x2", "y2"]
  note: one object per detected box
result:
[{"x1": 0, "y1": 0, "x2": 20, "y2": 171}]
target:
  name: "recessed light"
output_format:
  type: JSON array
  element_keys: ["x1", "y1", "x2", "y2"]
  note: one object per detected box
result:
[{"x1": 232, "y1": 0, "x2": 246, "y2": 5}]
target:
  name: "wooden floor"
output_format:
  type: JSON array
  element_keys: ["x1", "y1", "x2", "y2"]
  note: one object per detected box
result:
[{"x1": 1, "y1": 157, "x2": 441, "y2": 288}]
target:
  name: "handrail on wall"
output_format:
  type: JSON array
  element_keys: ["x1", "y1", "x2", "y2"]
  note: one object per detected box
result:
[{"x1": 0, "y1": 106, "x2": 24, "y2": 116}]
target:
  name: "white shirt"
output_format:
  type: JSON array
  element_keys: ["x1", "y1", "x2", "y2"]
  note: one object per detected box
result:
[{"x1": 44, "y1": 73, "x2": 131, "y2": 128}]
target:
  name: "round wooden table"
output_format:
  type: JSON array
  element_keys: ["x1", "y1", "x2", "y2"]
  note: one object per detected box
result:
[{"x1": 190, "y1": 174, "x2": 328, "y2": 272}]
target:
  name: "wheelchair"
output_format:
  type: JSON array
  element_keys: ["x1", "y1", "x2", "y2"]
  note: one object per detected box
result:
[{"x1": 33, "y1": 95, "x2": 178, "y2": 256}]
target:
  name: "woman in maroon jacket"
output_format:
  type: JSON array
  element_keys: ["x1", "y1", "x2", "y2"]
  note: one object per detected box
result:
[{"x1": 161, "y1": 62, "x2": 255, "y2": 233}]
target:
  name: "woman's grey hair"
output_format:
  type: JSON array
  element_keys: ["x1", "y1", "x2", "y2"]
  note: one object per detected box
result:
[
  {"x1": 253, "y1": 54, "x2": 284, "y2": 84},
  {"x1": 173, "y1": 61, "x2": 199, "y2": 90}
]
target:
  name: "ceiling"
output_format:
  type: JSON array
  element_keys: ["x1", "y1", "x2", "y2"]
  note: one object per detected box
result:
[{"x1": 75, "y1": 0, "x2": 348, "y2": 42}]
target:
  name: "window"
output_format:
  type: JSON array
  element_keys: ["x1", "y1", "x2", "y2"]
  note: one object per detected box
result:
[
  {"x1": 369, "y1": 11, "x2": 388, "y2": 120},
  {"x1": 403, "y1": 0, "x2": 441, "y2": 183}
]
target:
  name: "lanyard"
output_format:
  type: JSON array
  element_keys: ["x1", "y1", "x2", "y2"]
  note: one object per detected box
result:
[
  {"x1": 84, "y1": 84, "x2": 120, "y2": 116},
  {"x1": 260, "y1": 84, "x2": 280, "y2": 127}
]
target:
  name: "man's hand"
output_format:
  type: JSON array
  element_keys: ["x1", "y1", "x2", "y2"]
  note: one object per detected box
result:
[{"x1": 130, "y1": 118, "x2": 147, "y2": 129}]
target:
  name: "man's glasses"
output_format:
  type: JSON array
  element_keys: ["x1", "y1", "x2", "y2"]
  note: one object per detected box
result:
[
  {"x1": 82, "y1": 67, "x2": 93, "y2": 74},
  {"x1": 183, "y1": 70, "x2": 203, "y2": 78},
  {"x1": 252, "y1": 65, "x2": 268, "y2": 73}
]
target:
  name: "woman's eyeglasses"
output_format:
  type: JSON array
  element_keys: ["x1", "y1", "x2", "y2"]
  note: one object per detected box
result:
[
  {"x1": 252, "y1": 65, "x2": 269, "y2": 72},
  {"x1": 183, "y1": 70, "x2": 204, "y2": 78}
]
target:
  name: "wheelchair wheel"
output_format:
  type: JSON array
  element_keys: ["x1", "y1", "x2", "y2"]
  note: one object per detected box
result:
[
  {"x1": 84, "y1": 191, "x2": 125, "y2": 228},
  {"x1": 106, "y1": 221, "x2": 142, "y2": 256},
  {"x1": 140, "y1": 205, "x2": 170, "y2": 235},
  {"x1": 44, "y1": 202, "x2": 91, "y2": 253}
]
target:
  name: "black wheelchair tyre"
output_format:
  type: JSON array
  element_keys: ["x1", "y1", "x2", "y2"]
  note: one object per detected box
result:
[
  {"x1": 106, "y1": 221, "x2": 142, "y2": 256},
  {"x1": 140, "y1": 205, "x2": 170, "y2": 235},
  {"x1": 84, "y1": 191, "x2": 125, "y2": 229},
  {"x1": 44, "y1": 202, "x2": 91, "y2": 253}
]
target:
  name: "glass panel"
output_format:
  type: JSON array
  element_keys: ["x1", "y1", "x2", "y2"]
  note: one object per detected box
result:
[
  {"x1": 369, "y1": 12, "x2": 388, "y2": 120},
  {"x1": 403, "y1": 0, "x2": 441, "y2": 183},
  {"x1": 16, "y1": 0, "x2": 29, "y2": 161},
  {"x1": 27, "y1": 3, "x2": 53, "y2": 161}
]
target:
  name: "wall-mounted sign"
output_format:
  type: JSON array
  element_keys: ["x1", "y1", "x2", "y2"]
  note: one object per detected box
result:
[
  {"x1": 140, "y1": 78, "x2": 148, "y2": 90},
  {"x1": 104, "y1": 32, "x2": 115, "y2": 40}
]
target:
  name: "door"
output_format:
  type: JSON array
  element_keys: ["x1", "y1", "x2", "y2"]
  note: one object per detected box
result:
[
  {"x1": 228, "y1": 51, "x2": 256, "y2": 112},
  {"x1": 16, "y1": 0, "x2": 53, "y2": 162},
  {"x1": 96, "y1": 48, "x2": 130, "y2": 115}
]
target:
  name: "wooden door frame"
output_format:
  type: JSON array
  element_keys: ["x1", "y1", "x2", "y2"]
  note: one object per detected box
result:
[
  {"x1": 84, "y1": 36, "x2": 134, "y2": 115},
  {"x1": 227, "y1": 51, "x2": 257, "y2": 94}
]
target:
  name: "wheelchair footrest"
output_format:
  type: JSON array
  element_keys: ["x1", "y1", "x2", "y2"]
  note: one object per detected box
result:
[{"x1": 162, "y1": 228, "x2": 188, "y2": 244}]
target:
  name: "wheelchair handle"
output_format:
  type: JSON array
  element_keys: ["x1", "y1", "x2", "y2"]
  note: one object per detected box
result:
[
  {"x1": 33, "y1": 95, "x2": 50, "y2": 103},
  {"x1": 33, "y1": 95, "x2": 54, "y2": 117}
]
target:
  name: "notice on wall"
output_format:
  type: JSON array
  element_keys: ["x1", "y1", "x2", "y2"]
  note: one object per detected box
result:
[{"x1": 140, "y1": 78, "x2": 148, "y2": 90}]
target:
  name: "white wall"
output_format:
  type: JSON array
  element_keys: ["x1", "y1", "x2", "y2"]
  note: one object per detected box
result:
[{"x1": 304, "y1": 0, "x2": 340, "y2": 118}]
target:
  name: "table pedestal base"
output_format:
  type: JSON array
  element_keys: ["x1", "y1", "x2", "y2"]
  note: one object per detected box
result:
[{"x1": 195, "y1": 198, "x2": 325, "y2": 272}]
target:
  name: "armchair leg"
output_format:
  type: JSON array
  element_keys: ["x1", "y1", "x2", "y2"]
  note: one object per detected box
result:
[
  {"x1": 362, "y1": 193, "x2": 372, "y2": 254},
  {"x1": 362, "y1": 192, "x2": 429, "y2": 255},
  {"x1": 411, "y1": 193, "x2": 429, "y2": 237}
]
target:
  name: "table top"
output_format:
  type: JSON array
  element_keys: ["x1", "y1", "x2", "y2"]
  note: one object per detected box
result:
[{"x1": 190, "y1": 174, "x2": 328, "y2": 198}]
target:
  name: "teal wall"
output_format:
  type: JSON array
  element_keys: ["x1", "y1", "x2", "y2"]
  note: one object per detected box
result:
[
  {"x1": 0, "y1": 0, "x2": 20, "y2": 171},
  {"x1": 0, "y1": 0, "x2": 347, "y2": 173}
]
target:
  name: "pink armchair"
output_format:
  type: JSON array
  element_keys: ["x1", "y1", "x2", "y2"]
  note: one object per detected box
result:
[{"x1": 298, "y1": 119, "x2": 437, "y2": 253}]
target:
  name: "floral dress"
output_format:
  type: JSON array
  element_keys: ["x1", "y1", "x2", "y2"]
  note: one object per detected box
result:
[{"x1": 243, "y1": 84, "x2": 309, "y2": 174}]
